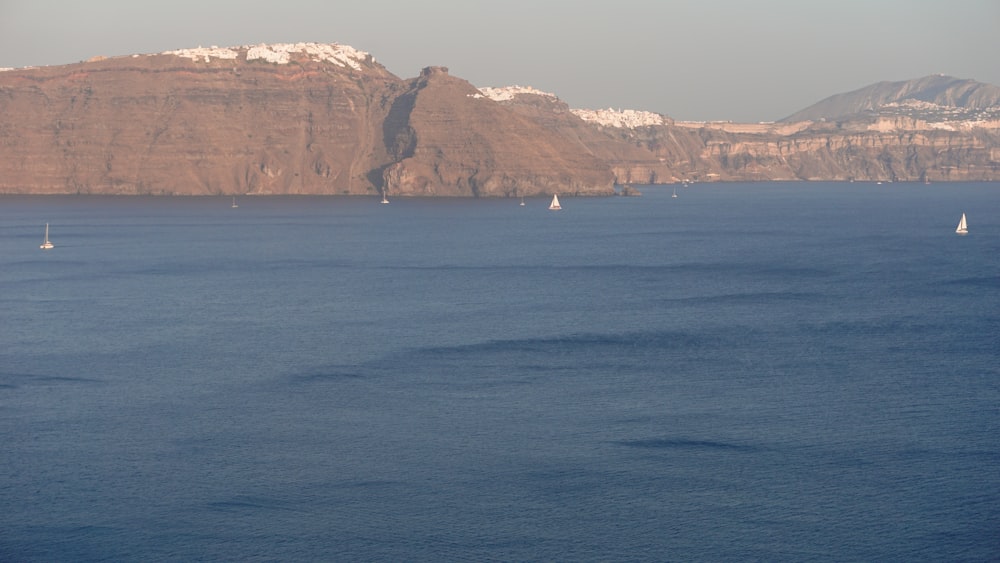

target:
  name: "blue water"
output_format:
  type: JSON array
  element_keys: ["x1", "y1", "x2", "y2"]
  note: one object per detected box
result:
[{"x1": 2, "y1": 183, "x2": 998, "y2": 561}]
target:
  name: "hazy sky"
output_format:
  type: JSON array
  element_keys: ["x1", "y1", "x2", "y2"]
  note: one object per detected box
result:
[{"x1": 2, "y1": 0, "x2": 998, "y2": 122}]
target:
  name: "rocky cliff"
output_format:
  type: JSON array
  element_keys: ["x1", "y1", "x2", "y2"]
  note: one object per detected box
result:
[
  {"x1": 1, "y1": 49, "x2": 998, "y2": 195},
  {"x1": 618, "y1": 117, "x2": 1000, "y2": 183},
  {"x1": 0, "y1": 44, "x2": 615, "y2": 196},
  {"x1": 380, "y1": 67, "x2": 614, "y2": 197},
  {"x1": 0, "y1": 45, "x2": 402, "y2": 195}
]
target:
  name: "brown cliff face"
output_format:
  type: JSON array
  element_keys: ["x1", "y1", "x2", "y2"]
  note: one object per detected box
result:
[
  {"x1": 0, "y1": 48, "x2": 401, "y2": 195},
  {"x1": 381, "y1": 67, "x2": 614, "y2": 197}
]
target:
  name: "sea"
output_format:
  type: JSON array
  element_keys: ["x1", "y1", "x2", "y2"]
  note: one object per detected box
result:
[{"x1": 1, "y1": 182, "x2": 998, "y2": 561}]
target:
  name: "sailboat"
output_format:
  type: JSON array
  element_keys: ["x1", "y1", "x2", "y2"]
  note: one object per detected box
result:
[
  {"x1": 956, "y1": 213, "x2": 968, "y2": 235},
  {"x1": 40, "y1": 223, "x2": 54, "y2": 249},
  {"x1": 231, "y1": 196, "x2": 238, "y2": 208},
  {"x1": 520, "y1": 196, "x2": 525, "y2": 207},
  {"x1": 672, "y1": 187, "x2": 678, "y2": 198},
  {"x1": 549, "y1": 194, "x2": 561, "y2": 211},
  {"x1": 381, "y1": 189, "x2": 389, "y2": 204}
]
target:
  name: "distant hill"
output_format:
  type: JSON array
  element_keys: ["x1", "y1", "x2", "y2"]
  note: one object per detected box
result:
[{"x1": 780, "y1": 75, "x2": 1000, "y2": 122}]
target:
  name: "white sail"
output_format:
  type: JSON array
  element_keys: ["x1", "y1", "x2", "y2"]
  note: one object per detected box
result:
[
  {"x1": 40, "y1": 223, "x2": 54, "y2": 249},
  {"x1": 549, "y1": 194, "x2": 561, "y2": 210},
  {"x1": 381, "y1": 189, "x2": 389, "y2": 204},
  {"x1": 956, "y1": 213, "x2": 968, "y2": 234}
]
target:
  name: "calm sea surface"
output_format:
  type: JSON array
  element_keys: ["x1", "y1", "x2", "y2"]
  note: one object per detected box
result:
[{"x1": 2, "y1": 183, "x2": 998, "y2": 561}]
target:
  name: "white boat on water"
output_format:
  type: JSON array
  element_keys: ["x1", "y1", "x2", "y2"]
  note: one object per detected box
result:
[
  {"x1": 40, "y1": 223, "x2": 54, "y2": 249},
  {"x1": 231, "y1": 196, "x2": 238, "y2": 208},
  {"x1": 549, "y1": 194, "x2": 561, "y2": 210},
  {"x1": 956, "y1": 213, "x2": 968, "y2": 235},
  {"x1": 520, "y1": 196, "x2": 525, "y2": 207},
  {"x1": 672, "y1": 187, "x2": 678, "y2": 198},
  {"x1": 381, "y1": 189, "x2": 389, "y2": 204}
]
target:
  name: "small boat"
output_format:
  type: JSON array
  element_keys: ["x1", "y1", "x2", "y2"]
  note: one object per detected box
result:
[
  {"x1": 381, "y1": 189, "x2": 389, "y2": 204},
  {"x1": 672, "y1": 187, "x2": 678, "y2": 198},
  {"x1": 549, "y1": 194, "x2": 561, "y2": 211},
  {"x1": 231, "y1": 196, "x2": 238, "y2": 208},
  {"x1": 40, "y1": 223, "x2": 54, "y2": 249},
  {"x1": 520, "y1": 196, "x2": 525, "y2": 207},
  {"x1": 956, "y1": 213, "x2": 968, "y2": 235}
]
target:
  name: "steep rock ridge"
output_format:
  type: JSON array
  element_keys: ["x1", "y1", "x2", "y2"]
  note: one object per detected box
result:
[
  {"x1": 382, "y1": 68, "x2": 614, "y2": 196},
  {"x1": 0, "y1": 44, "x2": 401, "y2": 195}
]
